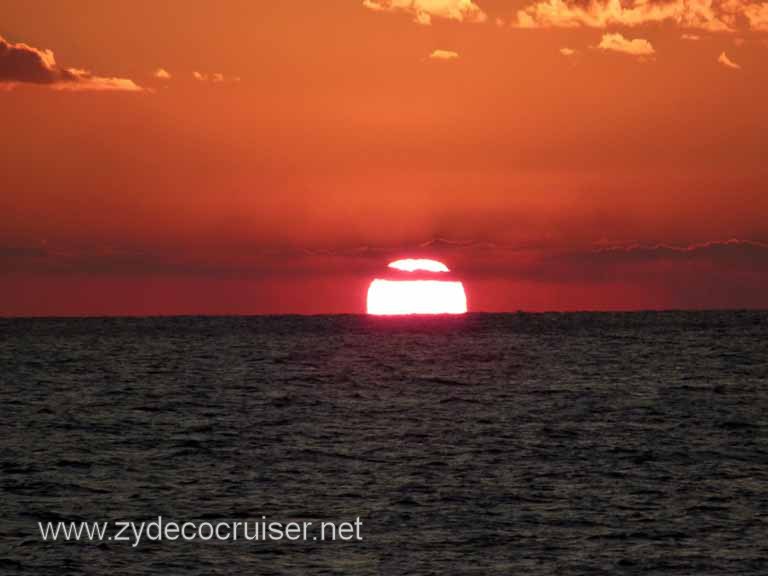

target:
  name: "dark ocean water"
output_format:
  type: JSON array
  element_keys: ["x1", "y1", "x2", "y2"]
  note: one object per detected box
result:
[{"x1": 1, "y1": 311, "x2": 768, "y2": 575}]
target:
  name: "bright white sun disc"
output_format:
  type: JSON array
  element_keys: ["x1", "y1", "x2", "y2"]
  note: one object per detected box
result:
[
  {"x1": 388, "y1": 259, "x2": 450, "y2": 273},
  {"x1": 367, "y1": 279, "x2": 467, "y2": 315}
]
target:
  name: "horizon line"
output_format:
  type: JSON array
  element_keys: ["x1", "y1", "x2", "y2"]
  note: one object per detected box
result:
[{"x1": 1, "y1": 307, "x2": 766, "y2": 320}]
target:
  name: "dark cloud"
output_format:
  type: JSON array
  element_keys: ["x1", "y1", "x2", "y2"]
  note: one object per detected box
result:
[
  {"x1": 586, "y1": 239, "x2": 768, "y2": 265},
  {"x1": 0, "y1": 34, "x2": 142, "y2": 91},
  {"x1": 3, "y1": 238, "x2": 766, "y2": 280},
  {"x1": 2, "y1": 238, "x2": 766, "y2": 311},
  {"x1": 0, "y1": 35, "x2": 59, "y2": 84}
]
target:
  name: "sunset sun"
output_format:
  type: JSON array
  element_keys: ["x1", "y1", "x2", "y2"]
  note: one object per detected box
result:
[{"x1": 366, "y1": 259, "x2": 467, "y2": 315}]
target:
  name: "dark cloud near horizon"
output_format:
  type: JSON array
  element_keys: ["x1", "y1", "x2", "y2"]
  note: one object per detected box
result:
[{"x1": 2, "y1": 237, "x2": 767, "y2": 281}]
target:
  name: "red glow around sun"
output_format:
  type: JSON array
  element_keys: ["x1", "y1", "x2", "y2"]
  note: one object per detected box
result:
[{"x1": 367, "y1": 259, "x2": 467, "y2": 315}]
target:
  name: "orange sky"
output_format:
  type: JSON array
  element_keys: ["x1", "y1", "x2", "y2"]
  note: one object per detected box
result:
[{"x1": 1, "y1": 0, "x2": 767, "y2": 314}]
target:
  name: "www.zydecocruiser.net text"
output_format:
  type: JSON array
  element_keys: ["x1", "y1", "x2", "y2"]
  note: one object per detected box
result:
[{"x1": 38, "y1": 516, "x2": 364, "y2": 547}]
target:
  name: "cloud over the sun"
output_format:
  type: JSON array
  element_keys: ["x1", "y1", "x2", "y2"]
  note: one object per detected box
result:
[
  {"x1": 363, "y1": 0, "x2": 487, "y2": 25},
  {"x1": 5, "y1": 237, "x2": 766, "y2": 298},
  {"x1": 516, "y1": 0, "x2": 768, "y2": 33},
  {"x1": 598, "y1": 32, "x2": 656, "y2": 56},
  {"x1": 0, "y1": 35, "x2": 142, "y2": 91}
]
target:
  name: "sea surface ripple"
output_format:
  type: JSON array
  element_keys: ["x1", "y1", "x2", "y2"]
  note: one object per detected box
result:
[{"x1": 1, "y1": 311, "x2": 767, "y2": 574}]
